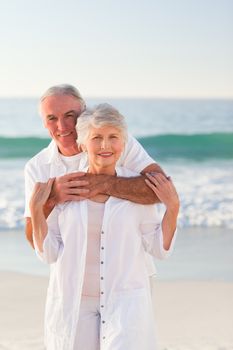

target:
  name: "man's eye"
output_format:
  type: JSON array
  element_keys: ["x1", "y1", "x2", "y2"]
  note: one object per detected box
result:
[{"x1": 47, "y1": 116, "x2": 56, "y2": 121}]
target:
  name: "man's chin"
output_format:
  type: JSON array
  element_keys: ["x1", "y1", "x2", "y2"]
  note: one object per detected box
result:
[{"x1": 57, "y1": 141, "x2": 79, "y2": 154}]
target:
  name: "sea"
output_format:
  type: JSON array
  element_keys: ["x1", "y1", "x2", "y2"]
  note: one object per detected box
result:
[{"x1": 0, "y1": 97, "x2": 233, "y2": 280}]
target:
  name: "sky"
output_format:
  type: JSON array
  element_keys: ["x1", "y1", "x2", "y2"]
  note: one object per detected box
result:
[{"x1": 0, "y1": 0, "x2": 232, "y2": 98}]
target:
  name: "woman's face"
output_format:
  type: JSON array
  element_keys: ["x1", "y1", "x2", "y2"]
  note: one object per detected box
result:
[{"x1": 84, "y1": 125, "x2": 125, "y2": 174}]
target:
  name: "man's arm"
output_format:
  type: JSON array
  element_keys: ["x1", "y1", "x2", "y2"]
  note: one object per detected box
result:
[
  {"x1": 98, "y1": 163, "x2": 165, "y2": 204},
  {"x1": 52, "y1": 163, "x2": 166, "y2": 205}
]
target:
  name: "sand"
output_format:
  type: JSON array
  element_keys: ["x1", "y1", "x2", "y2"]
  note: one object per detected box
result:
[{"x1": 0, "y1": 271, "x2": 232, "y2": 350}]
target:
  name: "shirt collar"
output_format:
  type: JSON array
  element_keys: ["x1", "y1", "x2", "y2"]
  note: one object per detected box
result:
[{"x1": 45, "y1": 140, "x2": 63, "y2": 165}]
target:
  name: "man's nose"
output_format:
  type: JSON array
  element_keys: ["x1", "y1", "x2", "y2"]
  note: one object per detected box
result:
[{"x1": 57, "y1": 118, "x2": 66, "y2": 130}]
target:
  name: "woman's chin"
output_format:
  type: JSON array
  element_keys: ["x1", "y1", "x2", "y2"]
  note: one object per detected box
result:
[{"x1": 89, "y1": 163, "x2": 116, "y2": 175}]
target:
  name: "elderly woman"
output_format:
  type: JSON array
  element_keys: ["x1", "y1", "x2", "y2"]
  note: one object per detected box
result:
[{"x1": 30, "y1": 104, "x2": 179, "y2": 350}]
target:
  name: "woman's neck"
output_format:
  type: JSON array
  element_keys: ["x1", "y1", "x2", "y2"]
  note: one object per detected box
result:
[
  {"x1": 87, "y1": 165, "x2": 116, "y2": 203},
  {"x1": 87, "y1": 165, "x2": 116, "y2": 176}
]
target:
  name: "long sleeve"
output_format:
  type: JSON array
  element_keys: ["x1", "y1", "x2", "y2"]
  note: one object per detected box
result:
[
  {"x1": 24, "y1": 161, "x2": 37, "y2": 218},
  {"x1": 140, "y1": 204, "x2": 177, "y2": 260},
  {"x1": 33, "y1": 206, "x2": 64, "y2": 264}
]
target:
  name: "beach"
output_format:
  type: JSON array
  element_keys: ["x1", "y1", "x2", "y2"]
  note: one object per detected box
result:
[
  {"x1": 0, "y1": 272, "x2": 232, "y2": 350},
  {"x1": 0, "y1": 228, "x2": 233, "y2": 349},
  {"x1": 0, "y1": 97, "x2": 233, "y2": 349}
]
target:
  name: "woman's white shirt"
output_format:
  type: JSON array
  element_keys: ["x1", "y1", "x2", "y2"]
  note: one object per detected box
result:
[{"x1": 34, "y1": 167, "x2": 177, "y2": 350}]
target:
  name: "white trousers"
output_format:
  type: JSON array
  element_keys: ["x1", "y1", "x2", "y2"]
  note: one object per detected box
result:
[
  {"x1": 73, "y1": 277, "x2": 156, "y2": 350},
  {"x1": 74, "y1": 296, "x2": 100, "y2": 350}
]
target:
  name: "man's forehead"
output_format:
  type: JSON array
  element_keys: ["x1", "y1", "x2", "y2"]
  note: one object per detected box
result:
[{"x1": 41, "y1": 95, "x2": 82, "y2": 114}]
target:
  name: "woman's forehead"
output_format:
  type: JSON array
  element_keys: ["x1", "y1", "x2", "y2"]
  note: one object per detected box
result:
[{"x1": 89, "y1": 125, "x2": 122, "y2": 134}]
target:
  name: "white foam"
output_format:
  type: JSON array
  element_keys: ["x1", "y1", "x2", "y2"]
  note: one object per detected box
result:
[{"x1": 0, "y1": 159, "x2": 233, "y2": 230}]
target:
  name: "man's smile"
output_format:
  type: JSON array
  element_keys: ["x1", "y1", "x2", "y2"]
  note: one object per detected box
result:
[{"x1": 57, "y1": 131, "x2": 73, "y2": 137}]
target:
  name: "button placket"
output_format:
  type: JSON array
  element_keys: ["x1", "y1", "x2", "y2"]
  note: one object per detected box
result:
[{"x1": 100, "y1": 228, "x2": 106, "y2": 341}]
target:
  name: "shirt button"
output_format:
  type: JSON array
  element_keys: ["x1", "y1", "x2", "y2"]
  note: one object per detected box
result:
[
  {"x1": 103, "y1": 336, "x2": 106, "y2": 340},
  {"x1": 101, "y1": 305, "x2": 104, "y2": 308},
  {"x1": 101, "y1": 261, "x2": 104, "y2": 264},
  {"x1": 101, "y1": 231, "x2": 104, "y2": 234},
  {"x1": 101, "y1": 291, "x2": 104, "y2": 295},
  {"x1": 101, "y1": 277, "x2": 104, "y2": 280},
  {"x1": 101, "y1": 247, "x2": 104, "y2": 250},
  {"x1": 102, "y1": 320, "x2": 105, "y2": 324}
]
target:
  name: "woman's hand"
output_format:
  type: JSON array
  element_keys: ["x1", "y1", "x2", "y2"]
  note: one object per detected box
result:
[
  {"x1": 145, "y1": 173, "x2": 179, "y2": 251},
  {"x1": 145, "y1": 173, "x2": 179, "y2": 212},
  {"x1": 30, "y1": 178, "x2": 55, "y2": 211}
]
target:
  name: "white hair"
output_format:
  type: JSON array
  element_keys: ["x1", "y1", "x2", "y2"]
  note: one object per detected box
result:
[
  {"x1": 77, "y1": 103, "x2": 128, "y2": 146},
  {"x1": 39, "y1": 84, "x2": 86, "y2": 113}
]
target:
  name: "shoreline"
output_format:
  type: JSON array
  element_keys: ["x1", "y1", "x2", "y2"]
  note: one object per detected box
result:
[
  {"x1": 1, "y1": 227, "x2": 233, "y2": 281},
  {"x1": 0, "y1": 271, "x2": 233, "y2": 349}
]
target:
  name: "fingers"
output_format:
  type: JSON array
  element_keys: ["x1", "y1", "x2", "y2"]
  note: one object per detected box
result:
[
  {"x1": 65, "y1": 180, "x2": 89, "y2": 188},
  {"x1": 146, "y1": 173, "x2": 169, "y2": 187},
  {"x1": 145, "y1": 178, "x2": 159, "y2": 195},
  {"x1": 66, "y1": 188, "x2": 89, "y2": 195},
  {"x1": 65, "y1": 195, "x2": 87, "y2": 202},
  {"x1": 145, "y1": 173, "x2": 173, "y2": 200},
  {"x1": 47, "y1": 178, "x2": 55, "y2": 189},
  {"x1": 59, "y1": 172, "x2": 87, "y2": 182}
]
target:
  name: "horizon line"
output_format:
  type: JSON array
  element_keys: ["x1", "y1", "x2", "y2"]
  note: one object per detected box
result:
[{"x1": 0, "y1": 95, "x2": 233, "y2": 100}]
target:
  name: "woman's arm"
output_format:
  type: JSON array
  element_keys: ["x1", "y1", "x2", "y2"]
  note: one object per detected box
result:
[
  {"x1": 145, "y1": 173, "x2": 180, "y2": 250},
  {"x1": 29, "y1": 179, "x2": 54, "y2": 253}
]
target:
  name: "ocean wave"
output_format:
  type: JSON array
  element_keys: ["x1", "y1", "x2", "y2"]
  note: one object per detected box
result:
[
  {"x1": 139, "y1": 132, "x2": 233, "y2": 160},
  {"x1": 0, "y1": 159, "x2": 233, "y2": 230},
  {"x1": 0, "y1": 133, "x2": 233, "y2": 160},
  {"x1": 0, "y1": 136, "x2": 50, "y2": 159}
]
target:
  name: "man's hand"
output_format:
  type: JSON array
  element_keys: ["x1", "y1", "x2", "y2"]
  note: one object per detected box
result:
[{"x1": 49, "y1": 172, "x2": 91, "y2": 204}]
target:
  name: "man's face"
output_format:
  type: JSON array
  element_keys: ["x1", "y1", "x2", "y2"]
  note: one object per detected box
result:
[{"x1": 41, "y1": 94, "x2": 83, "y2": 155}]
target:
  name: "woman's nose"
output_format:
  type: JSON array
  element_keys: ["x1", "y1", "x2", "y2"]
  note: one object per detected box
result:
[{"x1": 101, "y1": 139, "x2": 109, "y2": 149}]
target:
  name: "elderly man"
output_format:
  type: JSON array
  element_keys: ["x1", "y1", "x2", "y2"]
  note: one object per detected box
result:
[{"x1": 24, "y1": 84, "x2": 166, "y2": 249}]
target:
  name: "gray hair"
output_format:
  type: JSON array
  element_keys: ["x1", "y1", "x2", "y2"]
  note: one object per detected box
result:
[
  {"x1": 39, "y1": 84, "x2": 86, "y2": 111},
  {"x1": 77, "y1": 103, "x2": 128, "y2": 146}
]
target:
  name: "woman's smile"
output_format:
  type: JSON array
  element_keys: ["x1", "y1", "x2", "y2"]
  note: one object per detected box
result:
[
  {"x1": 97, "y1": 152, "x2": 114, "y2": 157},
  {"x1": 85, "y1": 126, "x2": 125, "y2": 175}
]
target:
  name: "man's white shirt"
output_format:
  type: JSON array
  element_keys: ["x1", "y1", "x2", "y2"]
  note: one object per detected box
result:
[{"x1": 24, "y1": 134, "x2": 155, "y2": 217}]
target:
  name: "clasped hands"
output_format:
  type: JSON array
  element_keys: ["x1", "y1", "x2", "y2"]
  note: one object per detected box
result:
[
  {"x1": 46, "y1": 171, "x2": 179, "y2": 211},
  {"x1": 46, "y1": 172, "x2": 108, "y2": 208}
]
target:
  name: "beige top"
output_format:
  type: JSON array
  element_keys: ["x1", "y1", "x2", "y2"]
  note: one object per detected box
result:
[{"x1": 81, "y1": 200, "x2": 105, "y2": 297}]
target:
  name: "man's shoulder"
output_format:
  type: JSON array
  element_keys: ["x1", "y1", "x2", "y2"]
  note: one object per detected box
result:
[
  {"x1": 25, "y1": 141, "x2": 54, "y2": 170},
  {"x1": 125, "y1": 133, "x2": 136, "y2": 147}
]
